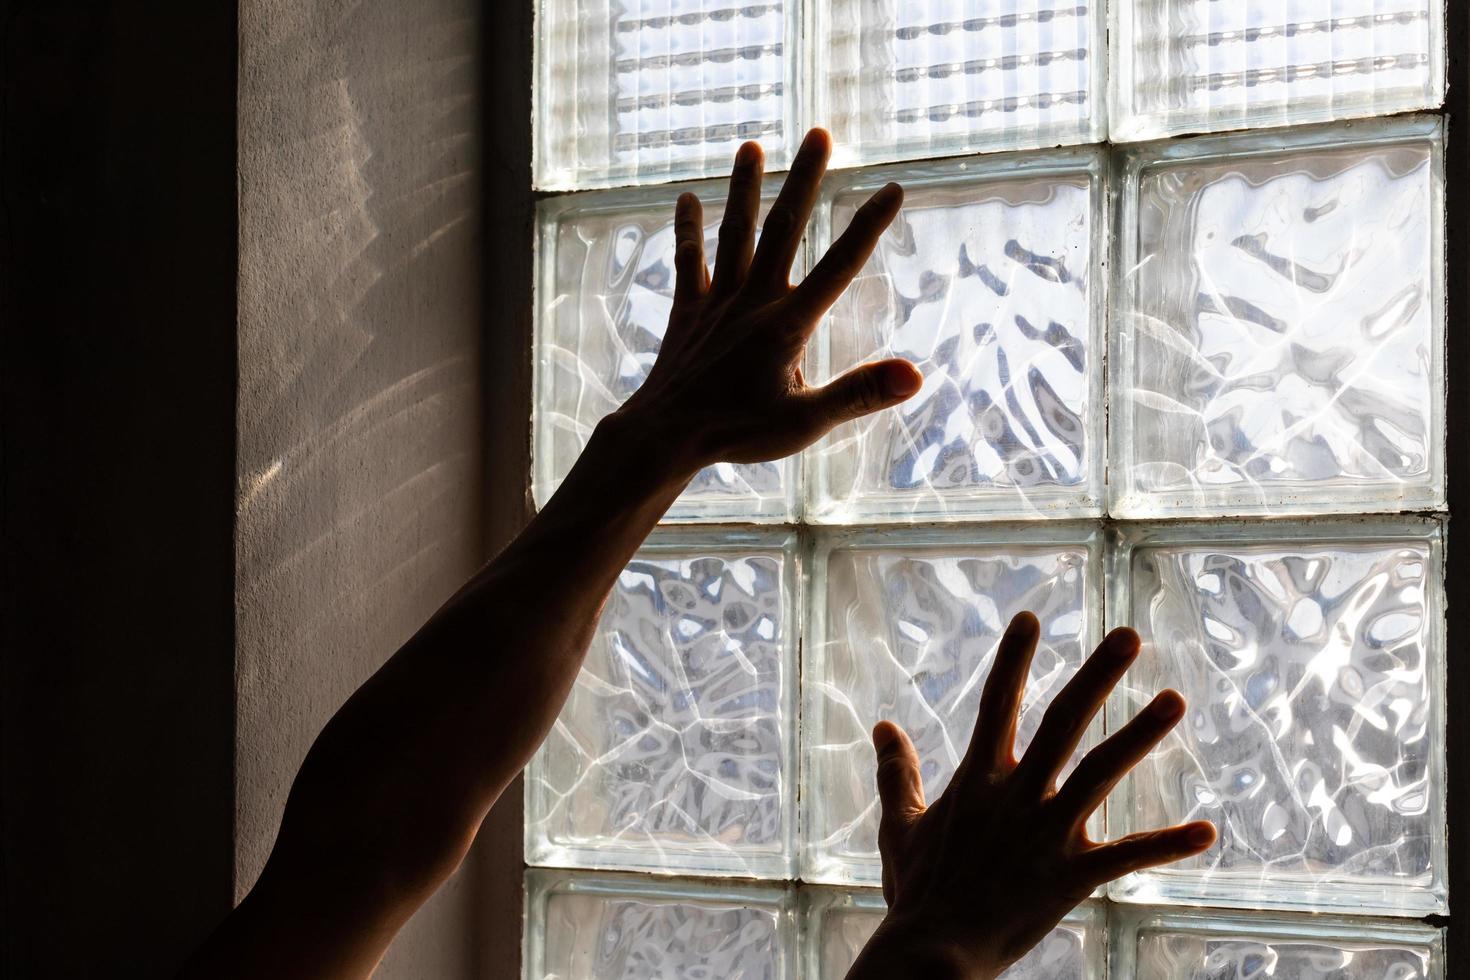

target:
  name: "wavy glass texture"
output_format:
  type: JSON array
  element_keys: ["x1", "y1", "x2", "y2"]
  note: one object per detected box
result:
[
  {"x1": 1112, "y1": 122, "x2": 1444, "y2": 519},
  {"x1": 802, "y1": 528, "x2": 1098, "y2": 884},
  {"x1": 525, "y1": 533, "x2": 796, "y2": 877},
  {"x1": 525, "y1": 871, "x2": 794, "y2": 979},
  {"x1": 815, "y1": 0, "x2": 1105, "y2": 167},
  {"x1": 803, "y1": 890, "x2": 1104, "y2": 979},
  {"x1": 1111, "y1": 0, "x2": 1446, "y2": 141},
  {"x1": 1109, "y1": 522, "x2": 1446, "y2": 915},
  {"x1": 535, "y1": 187, "x2": 795, "y2": 522},
  {"x1": 1111, "y1": 907, "x2": 1446, "y2": 979},
  {"x1": 810, "y1": 153, "x2": 1103, "y2": 523},
  {"x1": 535, "y1": 1, "x2": 797, "y2": 189}
]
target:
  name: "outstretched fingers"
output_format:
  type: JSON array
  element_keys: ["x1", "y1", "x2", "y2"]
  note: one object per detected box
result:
[
  {"x1": 1072, "y1": 822, "x2": 1217, "y2": 889},
  {"x1": 955, "y1": 612, "x2": 1040, "y2": 786},
  {"x1": 785, "y1": 182, "x2": 904, "y2": 327},
  {"x1": 746, "y1": 128, "x2": 831, "y2": 293},
  {"x1": 801, "y1": 359, "x2": 922, "y2": 435},
  {"x1": 673, "y1": 192, "x2": 708, "y2": 304},
  {"x1": 709, "y1": 142, "x2": 764, "y2": 300},
  {"x1": 1051, "y1": 689, "x2": 1185, "y2": 829}
]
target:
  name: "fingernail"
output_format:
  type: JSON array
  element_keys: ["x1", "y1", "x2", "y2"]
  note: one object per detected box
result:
[
  {"x1": 736, "y1": 142, "x2": 763, "y2": 167},
  {"x1": 1103, "y1": 627, "x2": 1140, "y2": 661},
  {"x1": 1149, "y1": 691, "x2": 1185, "y2": 722},
  {"x1": 1187, "y1": 823, "x2": 1217, "y2": 847},
  {"x1": 882, "y1": 361, "x2": 922, "y2": 398},
  {"x1": 873, "y1": 182, "x2": 903, "y2": 207},
  {"x1": 1010, "y1": 610, "x2": 1040, "y2": 636},
  {"x1": 872, "y1": 722, "x2": 898, "y2": 755}
]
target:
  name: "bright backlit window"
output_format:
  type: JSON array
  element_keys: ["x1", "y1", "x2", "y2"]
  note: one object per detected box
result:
[{"x1": 525, "y1": 1, "x2": 1449, "y2": 976}]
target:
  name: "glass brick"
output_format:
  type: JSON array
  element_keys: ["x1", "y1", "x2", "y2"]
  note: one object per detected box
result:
[
  {"x1": 801, "y1": 888, "x2": 1105, "y2": 979},
  {"x1": 802, "y1": 525, "x2": 1101, "y2": 884},
  {"x1": 808, "y1": 150, "x2": 1106, "y2": 523},
  {"x1": 813, "y1": 1, "x2": 1106, "y2": 168},
  {"x1": 534, "y1": 0, "x2": 799, "y2": 189},
  {"x1": 523, "y1": 869, "x2": 796, "y2": 979},
  {"x1": 525, "y1": 529, "x2": 798, "y2": 877},
  {"x1": 1107, "y1": 518, "x2": 1447, "y2": 915},
  {"x1": 1110, "y1": 905, "x2": 1447, "y2": 979},
  {"x1": 534, "y1": 183, "x2": 801, "y2": 523},
  {"x1": 1110, "y1": 0, "x2": 1446, "y2": 142},
  {"x1": 1111, "y1": 118, "x2": 1445, "y2": 519}
]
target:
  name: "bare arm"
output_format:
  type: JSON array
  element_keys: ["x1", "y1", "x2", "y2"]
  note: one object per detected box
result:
[{"x1": 180, "y1": 129, "x2": 921, "y2": 979}]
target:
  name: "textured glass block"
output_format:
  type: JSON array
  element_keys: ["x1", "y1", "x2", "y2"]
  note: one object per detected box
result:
[
  {"x1": 525, "y1": 530, "x2": 798, "y2": 877},
  {"x1": 535, "y1": 0, "x2": 798, "y2": 189},
  {"x1": 802, "y1": 526, "x2": 1101, "y2": 884},
  {"x1": 801, "y1": 889, "x2": 1105, "y2": 979},
  {"x1": 534, "y1": 184, "x2": 800, "y2": 523},
  {"x1": 1107, "y1": 519, "x2": 1447, "y2": 915},
  {"x1": 1111, "y1": 905, "x2": 1447, "y2": 979},
  {"x1": 524, "y1": 869, "x2": 796, "y2": 979},
  {"x1": 814, "y1": 0, "x2": 1106, "y2": 167},
  {"x1": 808, "y1": 150, "x2": 1105, "y2": 523},
  {"x1": 1111, "y1": 0, "x2": 1447, "y2": 141},
  {"x1": 1111, "y1": 118, "x2": 1445, "y2": 519}
]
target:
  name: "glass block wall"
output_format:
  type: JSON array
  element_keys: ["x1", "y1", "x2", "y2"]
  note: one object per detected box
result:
[{"x1": 527, "y1": 1, "x2": 1449, "y2": 975}]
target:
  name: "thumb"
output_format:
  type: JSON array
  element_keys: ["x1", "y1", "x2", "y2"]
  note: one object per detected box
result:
[
  {"x1": 808, "y1": 359, "x2": 922, "y2": 431},
  {"x1": 873, "y1": 720, "x2": 925, "y2": 829}
]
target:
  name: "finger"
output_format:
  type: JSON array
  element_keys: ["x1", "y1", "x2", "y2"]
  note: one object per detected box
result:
[
  {"x1": 786, "y1": 182, "x2": 904, "y2": 327},
  {"x1": 800, "y1": 359, "x2": 922, "y2": 433},
  {"x1": 746, "y1": 128, "x2": 832, "y2": 293},
  {"x1": 709, "y1": 142, "x2": 764, "y2": 299},
  {"x1": 1051, "y1": 689, "x2": 1185, "y2": 828},
  {"x1": 673, "y1": 192, "x2": 708, "y2": 304},
  {"x1": 1011, "y1": 627, "x2": 1141, "y2": 795},
  {"x1": 873, "y1": 721, "x2": 925, "y2": 840},
  {"x1": 1073, "y1": 821, "x2": 1216, "y2": 888},
  {"x1": 955, "y1": 612, "x2": 1040, "y2": 786}
]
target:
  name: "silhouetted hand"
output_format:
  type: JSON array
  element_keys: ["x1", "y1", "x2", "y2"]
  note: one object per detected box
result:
[
  {"x1": 847, "y1": 613, "x2": 1218, "y2": 979},
  {"x1": 614, "y1": 128, "x2": 923, "y2": 475}
]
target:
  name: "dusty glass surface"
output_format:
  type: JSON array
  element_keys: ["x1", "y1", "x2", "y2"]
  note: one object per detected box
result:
[
  {"x1": 809, "y1": 151, "x2": 1105, "y2": 523},
  {"x1": 524, "y1": 870, "x2": 795, "y2": 979},
  {"x1": 534, "y1": 183, "x2": 797, "y2": 522},
  {"x1": 1108, "y1": 519, "x2": 1447, "y2": 915},
  {"x1": 1111, "y1": 119, "x2": 1445, "y2": 519},
  {"x1": 1110, "y1": 905, "x2": 1446, "y2": 979},
  {"x1": 525, "y1": 530, "x2": 797, "y2": 877},
  {"x1": 535, "y1": 0, "x2": 798, "y2": 189},
  {"x1": 802, "y1": 525, "x2": 1100, "y2": 884},
  {"x1": 801, "y1": 889, "x2": 1104, "y2": 979},
  {"x1": 814, "y1": 0, "x2": 1105, "y2": 167},
  {"x1": 1111, "y1": 0, "x2": 1446, "y2": 141}
]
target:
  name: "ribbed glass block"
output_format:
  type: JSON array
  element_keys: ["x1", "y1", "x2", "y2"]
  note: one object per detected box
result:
[
  {"x1": 525, "y1": 529, "x2": 798, "y2": 877},
  {"x1": 1111, "y1": 118, "x2": 1446, "y2": 520},
  {"x1": 802, "y1": 525, "x2": 1101, "y2": 884},
  {"x1": 1107, "y1": 519, "x2": 1447, "y2": 916},
  {"x1": 814, "y1": 1, "x2": 1106, "y2": 167},
  {"x1": 808, "y1": 149, "x2": 1106, "y2": 523},
  {"x1": 801, "y1": 889, "x2": 1105, "y2": 978},
  {"x1": 535, "y1": 0, "x2": 799, "y2": 189},
  {"x1": 1110, "y1": 0, "x2": 1447, "y2": 141},
  {"x1": 524, "y1": 869, "x2": 796, "y2": 979},
  {"x1": 1111, "y1": 905, "x2": 1447, "y2": 979},
  {"x1": 534, "y1": 184, "x2": 800, "y2": 523}
]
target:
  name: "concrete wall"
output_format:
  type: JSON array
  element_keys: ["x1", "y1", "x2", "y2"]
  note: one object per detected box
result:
[{"x1": 235, "y1": 1, "x2": 505, "y2": 975}]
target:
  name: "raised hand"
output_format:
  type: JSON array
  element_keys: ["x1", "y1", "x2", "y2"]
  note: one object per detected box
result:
[
  {"x1": 614, "y1": 128, "x2": 923, "y2": 476},
  {"x1": 847, "y1": 613, "x2": 1218, "y2": 979}
]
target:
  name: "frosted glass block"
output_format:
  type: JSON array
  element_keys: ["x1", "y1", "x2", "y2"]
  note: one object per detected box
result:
[
  {"x1": 808, "y1": 150, "x2": 1106, "y2": 523},
  {"x1": 1110, "y1": 0, "x2": 1446, "y2": 141},
  {"x1": 802, "y1": 525, "x2": 1101, "y2": 884},
  {"x1": 535, "y1": 0, "x2": 799, "y2": 189},
  {"x1": 1107, "y1": 519, "x2": 1447, "y2": 915},
  {"x1": 534, "y1": 184, "x2": 800, "y2": 523},
  {"x1": 1111, "y1": 905, "x2": 1447, "y2": 979},
  {"x1": 1111, "y1": 118, "x2": 1446, "y2": 519},
  {"x1": 524, "y1": 869, "x2": 796, "y2": 979},
  {"x1": 814, "y1": 0, "x2": 1106, "y2": 167},
  {"x1": 800, "y1": 888, "x2": 1104, "y2": 978},
  {"x1": 525, "y1": 529, "x2": 798, "y2": 877}
]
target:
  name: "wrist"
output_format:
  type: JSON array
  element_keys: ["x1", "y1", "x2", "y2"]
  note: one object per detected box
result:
[
  {"x1": 849, "y1": 916, "x2": 997, "y2": 980},
  {"x1": 596, "y1": 404, "x2": 704, "y2": 490}
]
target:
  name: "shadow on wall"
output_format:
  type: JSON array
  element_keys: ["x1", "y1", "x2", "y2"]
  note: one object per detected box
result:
[{"x1": 234, "y1": 0, "x2": 485, "y2": 973}]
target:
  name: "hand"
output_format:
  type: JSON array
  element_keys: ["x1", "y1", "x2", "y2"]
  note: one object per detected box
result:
[
  {"x1": 848, "y1": 613, "x2": 1217, "y2": 980},
  {"x1": 614, "y1": 128, "x2": 923, "y2": 476}
]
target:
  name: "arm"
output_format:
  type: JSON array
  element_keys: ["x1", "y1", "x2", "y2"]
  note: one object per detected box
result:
[
  {"x1": 846, "y1": 614, "x2": 1217, "y2": 980},
  {"x1": 180, "y1": 129, "x2": 921, "y2": 980}
]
